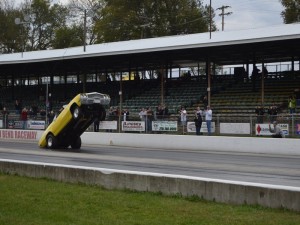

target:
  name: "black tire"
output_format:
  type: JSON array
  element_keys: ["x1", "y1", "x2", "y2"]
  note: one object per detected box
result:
[
  {"x1": 71, "y1": 137, "x2": 81, "y2": 149},
  {"x1": 46, "y1": 134, "x2": 57, "y2": 149},
  {"x1": 72, "y1": 105, "x2": 81, "y2": 120}
]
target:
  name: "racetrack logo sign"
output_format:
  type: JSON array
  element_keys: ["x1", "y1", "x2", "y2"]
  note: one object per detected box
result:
[{"x1": 0, "y1": 129, "x2": 37, "y2": 140}]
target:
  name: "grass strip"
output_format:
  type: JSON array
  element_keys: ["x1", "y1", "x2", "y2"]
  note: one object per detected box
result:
[{"x1": 0, "y1": 173, "x2": 299, "y2": 225}]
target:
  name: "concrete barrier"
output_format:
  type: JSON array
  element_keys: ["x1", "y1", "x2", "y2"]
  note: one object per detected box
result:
[
  {"x1": 1, "y1": 129, "x2": 299, "y2": 156},
  {"x1": 0, "y1": 159, "x2": 299, "y2": 211},
  {"x1": 80, "y1": 132, "x2": 300, "y2": 156}
]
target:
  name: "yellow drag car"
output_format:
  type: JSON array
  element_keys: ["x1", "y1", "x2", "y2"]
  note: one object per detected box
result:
[{"x1": 38, "y1": 92, "x2": 110, "y2": 149}]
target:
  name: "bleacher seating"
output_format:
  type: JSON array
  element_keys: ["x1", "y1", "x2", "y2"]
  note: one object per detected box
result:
[{"x1": 1, "y1": 72, "x2": 299, "y2": 121}]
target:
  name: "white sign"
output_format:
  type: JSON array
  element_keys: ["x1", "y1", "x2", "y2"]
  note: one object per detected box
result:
[
  {"x1": 27, "y1": 120, "x2": 45, "y2": 130},
  {"x1": 255, "y1": 124, "x2": 289, "y2": 136},
  {"x1": 99, "y1": 121, "x2": 118, "y2": 130},
  {"x1": 0, "y1": 120, "x2": 2, "y2": 128},
  {"x1": 152, "y1": 121, "x2": 177, "y2": 131},
  {"x1": 220, "y1": 123, "x2": 250, "y2": 134},
  {"x1": 187, "y1": 122, "x2": 215, "y2": 133},
  {"x1": 122, "y1": 121, "x2": 145, "y2": 132}
]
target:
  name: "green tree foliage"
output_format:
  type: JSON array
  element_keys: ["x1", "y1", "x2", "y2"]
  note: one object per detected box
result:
[
  {"x1": 280, "y1": 0, "x2": 300, "y2": 23},
  {"x1": 0, "y1": 0, "x2": 214, "y2": 53},
  {"x1": 21, "y1": 0, "x2": 69, "y2": 51},
  {"x1": 0, "y1": 1, "x2": 23, "y2": 53},
  {"x1": 95, "y1": 0, "x2": 214, "y2": 43},
  {"x1": 52, "y1": 26, "x2": 83, "y2": 49}
]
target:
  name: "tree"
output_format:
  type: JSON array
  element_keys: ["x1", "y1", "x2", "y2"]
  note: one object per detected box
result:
[
  {"x1": 19, "y1": 0, "x2": 69, "y2": 51},
  {"x1": 66, "y1": 0, "x2": 105, "y2": 47},
  {"x1": 0, "y1": 1, "x2": 23, "y2": 53},
  {"x1": 95, "y1": 0, "x2": 215, "y2": 43},
  {"x1": 52, "y1": 26, "x2": 83, "y2": 49},
  {"x1": 280, "y1": 0, "x2": 300, "y2": 23}
]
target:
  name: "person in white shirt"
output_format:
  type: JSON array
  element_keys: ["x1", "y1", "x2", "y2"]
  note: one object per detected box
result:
[
  {"x1": 180, "y1": 107, "x2": 187, "y2": 126},
  {"x1": 269, "y1": 121, "x2": 285, "y2": 138},
  {"x1": 205, "y1": 106, "x2": 212, "y2": 135}
]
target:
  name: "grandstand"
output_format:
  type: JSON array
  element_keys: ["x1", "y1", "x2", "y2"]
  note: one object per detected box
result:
[
  {"x1": 1, "y1": 70, "x2": 299, "y2": 123},
  {"x1": 0, "y1": 23, "x2": 300, "y2": 134}
]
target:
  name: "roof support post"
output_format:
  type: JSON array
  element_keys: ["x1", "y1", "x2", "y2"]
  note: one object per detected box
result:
[
  {"x1": 261, "y1": 60, "x2": 265, "y2": 107},
  {"x1": 206, "y1": 59, "x2": 211, "y2": 107},
  {"x1": 118, "y1": 72, "x2": 123, "y2": 133},
  {"x1": 160, "y1": 66, "x2": 165, "y2": 106}
]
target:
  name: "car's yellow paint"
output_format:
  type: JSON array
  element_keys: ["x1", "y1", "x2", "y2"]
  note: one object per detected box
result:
[{"x1": 38, "y1": 94, "x2": 82, "y2": 147}]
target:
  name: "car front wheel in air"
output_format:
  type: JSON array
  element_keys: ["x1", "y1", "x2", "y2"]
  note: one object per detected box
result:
[
  {"x1": 72, "y1": 106, "x2": 81, "y2": 120},
  {"x1": 46, "y1": 134, "x2": 57, "y2": 149}
]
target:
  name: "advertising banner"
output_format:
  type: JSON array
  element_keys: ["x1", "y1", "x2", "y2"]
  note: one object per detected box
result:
[
  {"x1": 99, "y1": 121, "x2": 118, "y2": 130},
  {"x1": 27, "y1": 120, "x2": 46, "y2": 130},
  {"x1": 255, "y1": 124, "x2": 289, "y2": 136},
  {"x1": 122, "y1": 121, "x2": 145, "y2": 132},
  {"x1": 152, "y1": 121, "x2": 177, "y2": 132},
  {"x1": 220, "y1": 123, "x2": 250, "y2": 134}
]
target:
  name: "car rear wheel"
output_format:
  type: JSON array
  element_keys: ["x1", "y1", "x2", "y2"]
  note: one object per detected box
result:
[
  {"x1": 71, "y1": 137, "x2": 81, "y2": 149},
  {"x1": 46, "y1": 134, "x2": 57, "y2": 149}
]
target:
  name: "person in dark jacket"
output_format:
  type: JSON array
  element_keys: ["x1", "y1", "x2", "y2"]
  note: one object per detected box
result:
[{"x1": 194, "y1": 107, "x2": 203, "y2": 135}]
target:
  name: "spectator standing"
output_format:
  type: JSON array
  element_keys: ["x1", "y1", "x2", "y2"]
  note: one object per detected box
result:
[
  {"x1": 269, "y1": 121, "x2": 285, "y2": 138},
  {"x1": 180, "y1": 107, "x2": 187, "y2": 126},
  {"x1": 2, "y1": 107, "x2": 9, "y2": 129},
  {"x1": 204, "y1": 106, "x2": 213, "y2": 135},
  {"x1": 156, "y1": 105, "x2": 164, "y2": 120},
  {"x1": 202, "y1": 95, "x2": 208, "y2": 109},
  {"x1": 93, "y1": 117, "x2": 100, "y2": 132},
  {"x1": 47, "y1": 110, "x2": 55, "y2": 125},
  {"x1": 255, "y1": 105, "x2": 264, "y2": 123},
  {"x1": 20, "y1": 107, "x2": 28, "y2": 129},
  {"x1": 15, "y1": 100, "x2": 22, "y2": 114},
  {"x1": 123, "y1": 108, "x2": 129, "y2": 121},
  {"x1": 139, "y1": 108, "x2": 146, "y2": 121},
  {"x1": 194, "y1": 107, "x2": 203, "y2": 135},
  {"x1": 40, "y1": 109, "x2": 46, "y2": 119},
  {"x1": 268, "y1": 104, "x2": 278, "y2": 123},
  {"x1": 288, "y1": 95, "x2": 296, "y2": 114},
  {"x1": 146, "y1": 107, "x2": 153, "y2": 132}
]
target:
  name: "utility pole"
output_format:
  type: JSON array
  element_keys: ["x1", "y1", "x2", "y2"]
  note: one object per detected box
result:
[
  {"x1": 217, "y1": 6, "x2": 232, "y2": 31},
  {"x1": 209, "y1": 0, "x2": 212, "y2": 39}
]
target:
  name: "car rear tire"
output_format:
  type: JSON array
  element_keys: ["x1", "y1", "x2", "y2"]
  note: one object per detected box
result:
[
  {"x1": 71, "y1": 137, "x2": 81, "y2": 149},
  {"x1": 46, "y1": 134, "x2": 57, "y2": 149}
]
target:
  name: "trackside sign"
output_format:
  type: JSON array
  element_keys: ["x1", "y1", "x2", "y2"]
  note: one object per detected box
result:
[{"x1": 0, "y1": 130, "x2": 38, "y2": 140}]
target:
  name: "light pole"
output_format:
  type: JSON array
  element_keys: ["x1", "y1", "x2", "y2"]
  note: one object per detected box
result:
[
  {"x1": 83, "y1": 9, "x2": 94, "y2": 52},
  {"x1": 15, "y1": 16, "x2": 30, "y2": 57},
  {"x1": 209, "y1": 0, "x2": 212, "y2": 39}
]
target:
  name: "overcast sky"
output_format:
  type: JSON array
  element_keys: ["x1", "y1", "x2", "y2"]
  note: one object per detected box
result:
[
  {"x1": 203, "y1": 0, "x2": 284, "y2": 31},
  {"x1": 14, "y1": 0, "x2": 284, "y2": 31}
]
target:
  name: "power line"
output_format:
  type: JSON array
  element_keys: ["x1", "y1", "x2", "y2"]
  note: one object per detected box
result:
[{"x1": 216, "y1": 5, "x2": 232, "y2": 31}]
